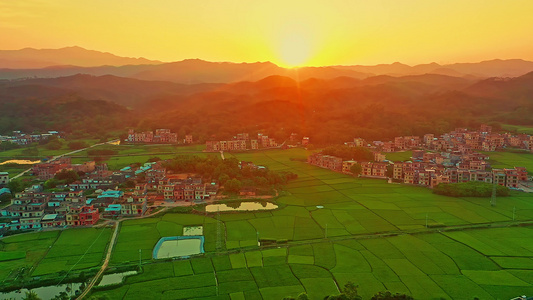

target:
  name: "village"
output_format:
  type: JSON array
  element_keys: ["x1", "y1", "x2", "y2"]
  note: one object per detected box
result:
[
  {"x1": 0, "y1": 156, "x2": 228, "y2": 233},
  {"x1": 308, "y1": 124, "x2": 532, "y2": 190},
  {"x1": 1, "y1": 124, "x2": 532, "y2": 235},
  {"x1": 0, "y1": 130, "x2": 61, "y2": 146}
]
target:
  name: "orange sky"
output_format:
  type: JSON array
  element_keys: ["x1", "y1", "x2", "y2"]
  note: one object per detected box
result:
[{"x1": 1, "y1": 0, "x2": 533, "y2": 67}]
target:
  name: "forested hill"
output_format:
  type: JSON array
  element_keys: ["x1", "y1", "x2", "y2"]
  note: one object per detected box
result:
[
  {"x1": 1, "y1": 71, "x2": 532, "y2": 143},
  {"x1": 0, "y1": 95, "x2": 131, "y2": 136}
]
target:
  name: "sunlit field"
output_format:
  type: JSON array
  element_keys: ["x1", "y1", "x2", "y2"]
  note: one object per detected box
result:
[{"x1": 2, "y1": 149, "x2": 533, "y2": 299}]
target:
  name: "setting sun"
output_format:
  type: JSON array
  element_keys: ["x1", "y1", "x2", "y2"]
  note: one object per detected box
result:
[{"x1": 278, "y1": 30, "x2": 313, "y2": 67}]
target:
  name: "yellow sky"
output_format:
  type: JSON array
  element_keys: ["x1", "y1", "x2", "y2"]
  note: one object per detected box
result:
[{"x1": 1, "y1": 0, "x2": 533, "y2": 67}]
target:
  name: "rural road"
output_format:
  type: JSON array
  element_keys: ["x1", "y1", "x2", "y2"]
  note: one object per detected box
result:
[
  {"x1": 9, "y1": 139, "x2": 119, "y2": 180},
  {"x1": 76, "y1": 220, "x2": 121, "y2": 300},
  {"x1": 77, "y1": 207, "x2": 168, "y2": 299}
]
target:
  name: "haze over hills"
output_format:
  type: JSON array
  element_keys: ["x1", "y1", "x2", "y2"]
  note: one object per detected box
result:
[
  {"x1": 2, "y1": 47, "x2": 533, "y2": 83},
  {"x1": 0, "y1": 46, "x2": 161, "y2": 69}
]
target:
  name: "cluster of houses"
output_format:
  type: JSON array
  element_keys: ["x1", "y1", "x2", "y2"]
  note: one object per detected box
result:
[
  {"x1": 351, "y1": 124, "x2": 533, "y2": 153},
  {"x1": 0, "y1": 159, "x2": 221, "y2": 233},
  {"x1": 308, "y1": 152, "x2": 529, "y2": 189},
  {"x1": 32, "y1": 158, "x2": 98, "y2": 180},
  {"x1": 205, "y1": 132, "x2": 312, "y2": 152},
  {"x1": 391, "y1": 163, "x2": 527, "y2": 188},
  {"x1": 126, "y1": 129, "x2": 192, "y2": 144},
  {"x1": 205, "y1": 133, "x2": 279, "y2": 152},
  {"x1": 0, "y1": 187, "x2": 100, "y2": 232},
  {"x1": 308, "y1": 125, "x2": 532, "y2": 190},
  {"x1": 0, "y1": 130, "x2": 60, "y2": 146}
]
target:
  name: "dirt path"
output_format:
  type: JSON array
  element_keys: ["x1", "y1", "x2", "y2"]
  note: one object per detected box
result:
[{"x1": 77, "y1": 220, "x2": 120, "y2": 300}]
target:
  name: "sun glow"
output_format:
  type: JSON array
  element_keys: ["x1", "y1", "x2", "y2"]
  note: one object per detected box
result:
[{"x1": 278, "y1": 28, "x2": 313, "y2": 68}]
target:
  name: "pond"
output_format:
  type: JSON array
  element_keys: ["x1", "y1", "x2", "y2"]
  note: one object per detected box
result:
[
  {"x1": 205, "y1": 202, "x2": 278, "y2": 212},
  {"x1": 0, "y1": 159, "x2": 40, "y2": 165},
  {"x1": 153, "y1": 236, "x2": 204, "y2": 259},
  {"x1": 98, "y1": 271, "x2": 137, "y2": 287},
  {"x1": 0, "y1": 282, "x2": 81, "y2": 300}
]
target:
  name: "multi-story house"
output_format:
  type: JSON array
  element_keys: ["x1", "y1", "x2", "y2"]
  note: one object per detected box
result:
[
  {"x1": 66, "y1": 204, "x2": 99, "y2": 226},
  {"x1": 342, "y1": 161, "x2": 358, "y2": 174}
]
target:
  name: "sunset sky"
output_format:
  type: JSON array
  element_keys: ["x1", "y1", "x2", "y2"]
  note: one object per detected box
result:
[{"x1": 1, "y1": 0, "x2": 533, "y2": 67}]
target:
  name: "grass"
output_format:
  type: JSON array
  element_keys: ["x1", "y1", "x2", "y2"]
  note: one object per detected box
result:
[
  {"x1": 480, "y1": 150, "x2": 533, "y2": 175},
  {"x1": 501, "y1": 124, "x2": 533, "y2": 134},
  {"x1": 68, "y1": 143, "x2": 209, "y2": 170},
  {"x1": 385, "y1": 150, "x2": 413, "y2": 162}
]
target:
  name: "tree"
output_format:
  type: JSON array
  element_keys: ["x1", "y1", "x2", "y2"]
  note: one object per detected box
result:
[
  {"x1": 7, "y1": 179, "x2": 25, "y2": 194},
  {"x1": 350, "y1": 163, "x2": 362, "y2": 176},
  {"x1": 218, "y1": 174, "x2": 230, "y2": 185},
  {"x1": 54, "y1": 169, "x2": 80, "y2": 184},
  {"x1": 44, "y1": 178, "x2": 60, "y2": 189},
  {"x1": 224, "y1": 178, "x2": 242, "y2": 194},
  {"x1": 296, "y1": 293, "x2": 310, "y2": 300},
  {"x1": 0, "y1": 193, "x2": 11, "y2": 205},
  {"x1": 371, "y1": 291, "x2": 414, "y2": 300},
  {"x1": 23, "y1": 290, "x2": 42, "y2": 300},
  {"x1": 386, "y1": 164, "x2": 394, "y2": 178},
  {"x1": 342, "y1": 282, "x2": 362, "y2": 300},
  {"x1": 433, "y1": 182, "x2": 509, "y2": 197},
  {"x1": 120, "y1": 180, "x2": 136, "y2": 188},
  {"x1": 324, "y1": 282, "x2": 362, "y2": 300}
]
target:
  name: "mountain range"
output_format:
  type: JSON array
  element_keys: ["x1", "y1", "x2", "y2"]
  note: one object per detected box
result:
[
  {"x1": 1, "y1": 46, "x2": 533, "y2": 143},
  {"x1": 2, "y1": 47, "x2": 533, "y2": 83}
]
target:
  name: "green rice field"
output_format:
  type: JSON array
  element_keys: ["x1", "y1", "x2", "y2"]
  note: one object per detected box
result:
[
  {"x1": 93, "y1": 226, "x2": 533, "y2": 300},
  {"x1": 501, "y1": 124, "x2": 533, "y2": 135},
  {"x1": 482, "y1": 150, "x2": 533, "y2": 175},
  {"x1": 1, "y1": 148, "x2": 533, "y2": 299},
  {"x1": 68, "y1": 143, "x2": 208, "y2": 170},
  {"x1": 0, "y1": 228, "x2": 111, "y2": 284}
]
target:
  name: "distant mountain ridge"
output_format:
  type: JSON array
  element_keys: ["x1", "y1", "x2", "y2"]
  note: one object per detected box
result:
[
  {"x1": 0, "y1": 46, "x2": 161, "y2": 68},
  {"x1": 1, "y1": 46, "x2": 533, "y2": 83}
]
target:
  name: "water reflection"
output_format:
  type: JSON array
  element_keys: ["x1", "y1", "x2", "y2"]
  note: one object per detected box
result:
[
  {"x1": 0, "y1": 159, "x2": 40, "y2": 165},
  {"x1": 0, "y1": 282, "x2": 81, "y2": 300},
  {"x1": 98, "y1": 271, "x2": 137, "y2": 286}
]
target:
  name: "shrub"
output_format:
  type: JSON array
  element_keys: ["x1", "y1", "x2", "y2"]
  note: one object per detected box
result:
[{"x1": 433, "y1": 181, "x2": 509, "y2": 197}]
